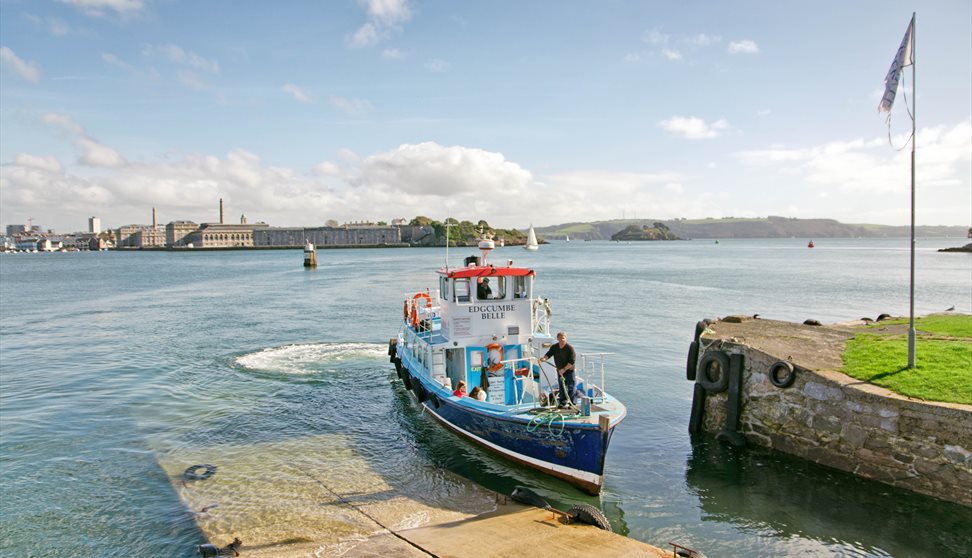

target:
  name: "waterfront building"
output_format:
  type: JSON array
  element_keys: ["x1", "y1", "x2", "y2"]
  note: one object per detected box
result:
[
  {"x1": 165, "y1": 221, "x2": 198, "y2": 248},
  {"x1": 89, "y1": 217, "x2": 101, "y2": 234},
  {"x1": 188, "y1": 222, "x2": 269, "y2": 248}
]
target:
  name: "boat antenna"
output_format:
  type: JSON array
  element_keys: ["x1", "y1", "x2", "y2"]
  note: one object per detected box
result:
[{"x1": 444, "y1": 221, "x2": 453, "y2": 271}]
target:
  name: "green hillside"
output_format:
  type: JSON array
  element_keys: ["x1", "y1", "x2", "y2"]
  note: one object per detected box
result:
[{"x1": 534, "y1": 217, "x2": 969, "y2": 241}]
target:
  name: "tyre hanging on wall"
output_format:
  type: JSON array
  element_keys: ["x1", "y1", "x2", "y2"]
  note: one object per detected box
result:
[
  {"x1": 697, "y1": 351, "x2": 730, "y2": 393},
  {"x1": 686, "y1": 340, "x2": 700, "y2": 381},
  {"x1": 768, "y1": 360, "x2": 796, "y2": 388}
]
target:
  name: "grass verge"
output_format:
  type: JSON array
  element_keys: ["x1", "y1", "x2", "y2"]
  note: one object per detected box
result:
[{"x1": 841, "y1": 314, "x2": 972, "y2": 405}]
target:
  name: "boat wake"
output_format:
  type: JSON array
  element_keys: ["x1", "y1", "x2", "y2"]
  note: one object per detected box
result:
[{"x1": 235, "y1": 342, "x2": 386, "y2": 375}]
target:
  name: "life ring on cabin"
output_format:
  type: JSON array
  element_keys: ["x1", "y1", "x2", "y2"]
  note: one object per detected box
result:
[
  {"x1": 411, "y1": 293, "x2": 432, "y2": 327},
  {"x1": 768, "y1": 360, "x2": 796, "y2": 389},
  {"x1": 485, "y1": 343, "x2": 504, "y2": 372},
  {"x1": 686, "y1": 340, "x2": 700, "y2": 381},
  {"x1": 184, "y1": 464, "x2": 216, "y2": 481},
  {"x1": 697, "y1": 351, "x2": 730, "y2": 393}
]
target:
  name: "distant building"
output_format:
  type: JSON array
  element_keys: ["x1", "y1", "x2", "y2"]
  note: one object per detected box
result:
[
  {"x1": 89, "y1": 217, "x2": 101, "y2": 234},
  {"x1": 6, "y1": 224, "x2": 27, "y2": 236},
  {"x1": 166, "y1": 221, "x2": 198, "y2": 247},
  {"x1": 253, "y1": 225, "x2": 402, "y2": 247},
  {"x1": 188, "y1": 222, "x2": 269, "y2": 248}
]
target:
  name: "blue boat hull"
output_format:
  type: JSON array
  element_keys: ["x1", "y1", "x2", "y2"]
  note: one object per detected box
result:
[{"x1": 397, "y1": 355, "x2": 616, "y2": 494}]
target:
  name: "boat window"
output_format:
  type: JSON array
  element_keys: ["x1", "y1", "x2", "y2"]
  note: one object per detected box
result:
[
  {"x1": 455, "y1": 279, "x2": 470, "y2": 302},
  {"x1": 469, "y1": 350, "x2": 484, "y2": 370},
  {"x1": 440, "y1": 277, "x2": 450, "y2": 300},
  {"x1": 476, "y1": 277, "x2": 506, "y2": 300},
  {"x1": 513, "y1": 276, "x2": 529, "y2": 299}
]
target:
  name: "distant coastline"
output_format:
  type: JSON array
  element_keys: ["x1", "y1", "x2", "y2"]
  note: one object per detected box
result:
[{"x1": 537, "y1": 216, "x2": 970, "y2": 241}]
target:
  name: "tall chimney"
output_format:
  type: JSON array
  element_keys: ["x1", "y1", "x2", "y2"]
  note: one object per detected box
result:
[
  {"x1": 219, "y1": 198, "x2": 224, "y2": 224},
  {"x1": 152, "y1": 207, "x2": 157, "y2": 228}
]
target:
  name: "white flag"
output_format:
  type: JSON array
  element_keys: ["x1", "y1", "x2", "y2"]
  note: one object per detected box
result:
[{"x1": 879, "y1": 17, "x2": 914, "y2": 113}]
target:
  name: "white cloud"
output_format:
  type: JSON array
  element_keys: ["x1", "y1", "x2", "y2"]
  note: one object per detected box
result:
[
  {"x1": 143, "y1": 44, "x2": 219, "y2": 74},
  {"x1": 41, "y1": 112, "x2": 126, "y2": 167},
  {"x1": 662, "y1": 48, "x2": 683, "y2": 61},
  {"x1": 59, "y1": 0, "x2": 144, "y2": 17},
  {"x1": 728, "y1": 39, "x2": 759, "y2": 54},
  {"x1": 734, "y1": 121, "x2": 972, "y2": 220},
  {"x1": 176, "y1": 71, "x2": 207, "y2": 91},
  {"x1": 689, "y1": 33, "x2": 721, "y2": 47},
  {"x1": 0, "y1": 46, "x2": 41, "y2": 83},
  {"x1": 382, "y1": 48, "x2": 403, "y2": 60},
  {"x1": 425, "y1": 58, "x2": 450, "y2": 72},
  {"x1": 348, "y1": 0, "x2": 412, "y2": 48},
  {"x1": 283, "y1": 83, "x2": 312, "y2": 103},
  {"x1": 329, "y1": 96, "x2": 374, "y2": 115},
  {"x1": 14, "y1": 154, "x2": 63, "y2": 174},
  {"x1": 659, "y1": 116, "x2": 730, "y2": 139}
]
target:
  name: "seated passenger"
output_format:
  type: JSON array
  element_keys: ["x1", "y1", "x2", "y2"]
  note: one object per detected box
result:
[
  {"x1": 469, "y1": 386, "x2": 487, "y2": 401},
  {"x1": 477, "y1": 278, "x2": 492, "y2": 299},
  {"x1": 453, "y1": 380, "x2": 467, "y2": 398}
]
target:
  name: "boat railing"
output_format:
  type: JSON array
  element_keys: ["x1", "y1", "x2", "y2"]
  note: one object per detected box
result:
[
  {"x1": 579, "y1": 352, "x2": 614, "y2": 402},
  {"x1": 531, "y1": 297, "x2": 551, "y2": 335},
  {"x1": 497, "y1": 356, "x2": 550, "y2": 407}
]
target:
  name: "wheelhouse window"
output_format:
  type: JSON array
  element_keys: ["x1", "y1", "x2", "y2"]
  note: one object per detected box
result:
[
  {"x1": 476, "y1": 277, "x2": 506, "y2": 300},
  {"x1": 455, "y1": 278, "x2": 470, "y2": 302},
  {"x1": 513, "y1": 276, "x2": 530, "y2": 299}
]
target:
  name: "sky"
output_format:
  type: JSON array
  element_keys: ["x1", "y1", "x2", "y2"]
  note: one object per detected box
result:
[{"x1": 1, "y1": 0, "x2": 970, "y2": 233}]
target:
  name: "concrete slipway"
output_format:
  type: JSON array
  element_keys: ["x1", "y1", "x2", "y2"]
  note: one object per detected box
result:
[{"x1": 157, "y1": 434, "x2": 668, "y2": 557}]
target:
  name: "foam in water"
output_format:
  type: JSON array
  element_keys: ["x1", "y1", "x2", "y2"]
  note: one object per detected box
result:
[{"x1": 236, "y1": 342, "x2": 386, "y2": 375}]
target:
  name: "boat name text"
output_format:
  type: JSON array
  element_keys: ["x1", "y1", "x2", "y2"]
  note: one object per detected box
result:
[{"x1": 468, "y1": 304, "x2": 516, "y2": 320}]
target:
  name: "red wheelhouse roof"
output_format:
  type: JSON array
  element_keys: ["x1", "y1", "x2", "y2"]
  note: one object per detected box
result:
[{"x1": 438, "y1": 265, "x2": 535, "y2": 278}]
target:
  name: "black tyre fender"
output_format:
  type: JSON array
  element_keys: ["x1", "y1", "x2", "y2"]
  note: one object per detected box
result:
[
  {"x1": 567, "y1": 503, "x2": 612, "y2": 531},
  {"x1": 768, "y1": 360, "x2": 796, "y2": 389},
  {"x1": 686, "y1": 340, "x2": 700, "y2": 381},
  {"x1": 184, "y1": 464, "x2": 216, "y2": 481},
  {"x1": 697, "y1": 351, "x2": 730, "y2": 393},
  {"x1": 394, "y1": 359, "x2": 403, "y2": 379},
  {"x1": 413, "y1": 382, "x2": 427, "y2": 403},
  {"x1": 511, "y1": 486, "x2": 550, "y2": 509},
  {"x1": 716, "y1": 430, "x2": 747, "y2": 447},
  {"x1": 402, "y1": 372, "x2": 412, "y2": 391},
  {"x1": 694, "y1": 320, "x2": 708, "y2": 341},
  {"x1": 428, "y1": 393, "x2": 440, "y2": 409}
]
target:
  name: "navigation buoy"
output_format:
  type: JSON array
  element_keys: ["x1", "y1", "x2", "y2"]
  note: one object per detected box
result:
[{"x1": 304, "y1": 241, "x2": 317, "y2": 268}]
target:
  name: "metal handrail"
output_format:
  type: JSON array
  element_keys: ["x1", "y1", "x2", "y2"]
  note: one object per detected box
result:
[{"x1": 580, "y1": 352, "x2": 614, "y2": 401}]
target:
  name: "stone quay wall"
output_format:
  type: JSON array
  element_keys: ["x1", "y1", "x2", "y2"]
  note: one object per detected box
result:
[{"x1": 691, "y1": 318, "x2": 972, "y2": 507}]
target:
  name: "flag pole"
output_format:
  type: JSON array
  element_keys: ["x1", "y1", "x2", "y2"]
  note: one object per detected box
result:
[{"x1": 907, "y1": 12, "x2": 917, "y2": 369}]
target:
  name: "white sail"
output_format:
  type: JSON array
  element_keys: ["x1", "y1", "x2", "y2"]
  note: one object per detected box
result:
[
  {"x1": 525, "y1": 225, "x2": 539, "y2": 251},
  {"x1": 565, "y1": 234, "x2": 570, "y2": 242}
]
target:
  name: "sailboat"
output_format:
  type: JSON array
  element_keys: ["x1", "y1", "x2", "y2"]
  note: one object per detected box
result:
[
  {"x1": 565, "y1": 234, "x2": 570, "y2": 243},
  {"x1": 525, "y1": 225, "x2": 539, "y2": 251}
]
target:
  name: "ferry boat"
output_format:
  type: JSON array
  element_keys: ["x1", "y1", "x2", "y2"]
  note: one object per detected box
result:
[{"x1": 388, "y1": 232, "x2": 626, "y2": 494}]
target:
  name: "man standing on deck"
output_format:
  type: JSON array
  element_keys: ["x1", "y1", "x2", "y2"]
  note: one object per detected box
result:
[{"x1": 539, "y1": 331, "x2": 576, "y2": 407}]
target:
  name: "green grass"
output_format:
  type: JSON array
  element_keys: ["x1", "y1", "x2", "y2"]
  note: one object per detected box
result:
[
  {"x1": 842, "y1": 315, "x2": 972, "y2": 405},
  {"x1": 866, "y1": 314, "x2": 972, "y2": 337}
]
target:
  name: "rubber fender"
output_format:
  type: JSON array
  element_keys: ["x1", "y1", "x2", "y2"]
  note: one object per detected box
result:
[
  {"x1": 402, "y1": 372, "x2": 412, "y2": 391},
  {"x1": 716, "y1": 430, "x2": 747, "y2": 447},
  {"x1": 394, "y1": 359, "x2": 403, "y2": 379},
  {"x1": 510, "y1": 486, "x2": 550, "y2": 509},
  {"x1": 694, "y1": 320, "x2": 708, "y2": 341},
  {"x1": 686, "y1": 340, "x2": 700, "y2": 381},
  {"x1": 388, "y1": 338, "x2": 396, "y2": 359},
  {"x1": 184, "y1": 464, "x2": 216, "y2": 481},
  {"x1": 428, "y1": 393, "x2": 440, "y2": 409},
  {"x1": 413, "y1": 382, "x2": 427, "y2": 403},
  {"x1": 567, "y1": 503, "x2": 612, "y2": 531},
  {"x1": 768, "y1": 360, "x2": 796, "y2": 389},
  {"x1": 688, "y1": 383, "x2": 707, "y2": 434},
  {"x1": 697, "y1": 351, "x2": 730, "y2": 393}
]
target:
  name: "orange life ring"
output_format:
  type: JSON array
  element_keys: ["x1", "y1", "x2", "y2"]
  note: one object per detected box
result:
[
  {"x1": 486, "y1": 344, "x2": 504, "y2": 372},
  {"x1": 411, "y1": 292, "x2": 432, "y2": 328}
]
